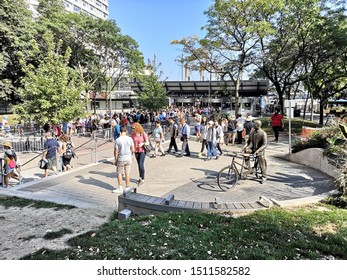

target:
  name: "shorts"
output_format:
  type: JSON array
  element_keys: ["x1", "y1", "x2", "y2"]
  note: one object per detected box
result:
[
  {"x1": 194, "y1": 125, "x2": 201, "y2": 133},
  {"x1": 47, "y1": 157, "x2": 57, "y2": 170},
  {"x1": 116, "y1": 160, "x2": 132, "y2": 175},
  {"x1": 5, "y1": 166, "x2": 15, "y2": 175}
]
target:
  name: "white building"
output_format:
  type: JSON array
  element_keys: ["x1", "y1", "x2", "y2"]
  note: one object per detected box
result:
[{"x1": 26, "y1": 0, "x2": 108, "y2": 19}]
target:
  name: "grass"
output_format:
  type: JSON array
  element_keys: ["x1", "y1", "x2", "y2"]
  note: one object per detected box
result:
[
  {"x1": 20, "y1": 203, "x2": 347, "y2": 260},
  {"x1": 258, "y1": 117, "x2": 322, "y2": 135},
  {"x1": 0, "y1": 196, "x2": 75, "y2": 210}
]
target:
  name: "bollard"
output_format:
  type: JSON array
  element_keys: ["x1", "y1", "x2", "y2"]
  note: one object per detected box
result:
[
  {"x1": 165, "y1": 194, "x2": 175, "y2": 205},
  {"x1": 213, "y1": 197, "x2": 221, "y2": 209},
  {"x1": 118, "y1": 209, "x2": 132, "y2": 220}
]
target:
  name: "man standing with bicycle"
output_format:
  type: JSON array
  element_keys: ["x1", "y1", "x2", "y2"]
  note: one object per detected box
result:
[{"x1": 242, "y1": 120, "x2": 268, "y2": 184}]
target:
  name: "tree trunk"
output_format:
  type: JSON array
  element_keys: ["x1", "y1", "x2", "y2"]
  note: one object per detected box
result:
[{"x1": 319, "y1": 100, "x2": 324, "y2": 125}]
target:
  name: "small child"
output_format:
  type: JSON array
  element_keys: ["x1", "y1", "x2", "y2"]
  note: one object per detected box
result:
[{"x1": 2, "y1": 142, "x2": 22, "y2": 188}]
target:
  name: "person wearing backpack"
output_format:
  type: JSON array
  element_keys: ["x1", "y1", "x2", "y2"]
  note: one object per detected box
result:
[
  {"x1": 2, "y1": 142, "x2": 22, "y2": 188},
  {"x1": 60, "y1": 134, "x2": 75, "y2": 171}
]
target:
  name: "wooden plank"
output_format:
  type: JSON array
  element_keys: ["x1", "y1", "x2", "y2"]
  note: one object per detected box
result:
[
  {"x1": 128, "y1": 193, "x2": 150, "y2": 202},
  {"x1": 176, "y1": 200, "x2": 187, "y2": 207},
  {"x1": 241, "y1": 203, "x2": 253, "y2": 209},
  {"x1": 225, "y1": 203, "x2": 236, "y2": 209},
  {"x1": 250, "y1": 202, "x2": 265, "y2": 209},
  {"x1": 153, "y1": 197, "x2": 165, "y2": 205},
  {"x1": 185, "y1": 201, "x2": 194, "y2": 208},
  {"x1": 145, "y1": 196, "x2": 159, "y2": 204},
  {"x1": 233, "y1": 203, "x2": 244, "y2": 209},
  {"x1": 193, "y1": 202, "x2": 202, "y2": 209},
  {"x1": 221, "y1": 203, "x2": 228, "y2": 209},
  {"x1": 170, "y1": 200, "x2": 180, "y2": 207}
]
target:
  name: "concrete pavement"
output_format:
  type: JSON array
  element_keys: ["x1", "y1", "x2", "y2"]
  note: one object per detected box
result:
[{"x1": 0, "y1": 132, "x2": 337, "y2": 214}]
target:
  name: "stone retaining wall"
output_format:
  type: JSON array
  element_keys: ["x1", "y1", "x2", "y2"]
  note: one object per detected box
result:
[{"x1": 289, "y1": 148, "x2": 340, "y2": 179}]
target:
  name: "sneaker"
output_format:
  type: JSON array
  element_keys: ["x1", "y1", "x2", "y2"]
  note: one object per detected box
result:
[
  {"x1": 176, "y1": 154, "x2": 183, "y2": 157},
  {"x1": 1, "y1": 185, "x2": 8, "y2": 189},
  {"x1": 160, "y1": 153, "x2": 166, "y2": 157},
  {"x1": 137, "y1": 179, "x2": 145, "y2": 187},
  {"x1": 215, "y1": 156, "x2": 219, "y2": 160},
  {"x1": 261, "y1": 177, "x2": 267, "y2": 184},
  {"x1": 205, "y1": 158, "x2": 211, "y2": 161},
  {"x1": 150, "y1": 154, "x2": 157, "y2": 158},
  {"x1": 125, "y1": 187, "x2": 132, "y2": 192},
  {"x1": 112, "y1": 187, "x2": 123, "y2": 193},
  {"x1": 198, "y1": 152, "x2": 202, "y2": 158}
]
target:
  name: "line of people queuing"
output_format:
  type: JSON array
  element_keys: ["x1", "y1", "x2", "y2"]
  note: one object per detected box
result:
[{"x1": 111, "y1": 109, "x2": 266, "y2": 192}]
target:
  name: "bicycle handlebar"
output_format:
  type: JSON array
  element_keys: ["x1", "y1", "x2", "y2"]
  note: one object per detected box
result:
[{"x1": 229, "y1": 152, "x2": 258, "y2": 158}]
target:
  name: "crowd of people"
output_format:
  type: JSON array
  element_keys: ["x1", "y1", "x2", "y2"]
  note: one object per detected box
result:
[
  {"x1": 2, "y1": 105, "x2": 282, "y2": 188},
  {"x1": 111, "y1": 107, "x2": 271, "y2": 192}
]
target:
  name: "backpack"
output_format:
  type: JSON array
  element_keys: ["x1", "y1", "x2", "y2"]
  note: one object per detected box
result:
[
  {"x1": 5, "y1": 150, "x2": 17, "y2": 169},
  {"x1": 63, "y1": 141, "x2": 73, "y2": 159}
]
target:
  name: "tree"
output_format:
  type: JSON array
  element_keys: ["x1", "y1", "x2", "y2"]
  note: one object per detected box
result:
[
  {"x1": 136, "y1": 74, "x2": 168, "y2": 111},
  {"x1": 172, "y1": 0, "x2": 275, "y2": 114},
  {"x1": 302, "y1": 7, "x2": 347, "y2": 124},
  {"x1": 35, "y1": 0, "x2": 144, "y2": 113},
  {"x1": 254, "y1": 0, "x2": 324, "y2": 114},
  {"x1": 0, "y1": 0, "x2": 35, "y2": 104},
  {"x1": 15, "y1": 32, "x2": 85, "y2": 125}
]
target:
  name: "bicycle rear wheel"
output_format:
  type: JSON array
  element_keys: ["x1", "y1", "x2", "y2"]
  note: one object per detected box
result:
[{"x1": 217, "y1": 165, "x2": 238, "y2": 191}]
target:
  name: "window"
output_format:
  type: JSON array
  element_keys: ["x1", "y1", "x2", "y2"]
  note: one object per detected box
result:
[{"x1": 73, "y1": 5, "x2": 80, "y2": 12}]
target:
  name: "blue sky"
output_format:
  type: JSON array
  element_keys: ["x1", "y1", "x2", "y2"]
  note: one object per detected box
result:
[{"x1": 109, "y1": 0, "x2": 213, "y2": 81}]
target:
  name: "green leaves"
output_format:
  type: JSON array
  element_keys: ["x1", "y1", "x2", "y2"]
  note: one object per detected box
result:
[
  {"x1": 137, "y1": 74, "x2": 168, "y2": 111},
  {"x1": 15, "y1": 31, "x2": 85, "y2": 125}
]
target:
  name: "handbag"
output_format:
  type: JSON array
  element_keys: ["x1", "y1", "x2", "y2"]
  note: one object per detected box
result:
[
  {"x1": 142, "y1": 133, "x2": 151, "y2": 154},
  {"x1": 143, "y1": 144, "x2": 151, "y2": 154},
  {"x1": 38, "y1": 158, "x2": 48, "y2": 169}
]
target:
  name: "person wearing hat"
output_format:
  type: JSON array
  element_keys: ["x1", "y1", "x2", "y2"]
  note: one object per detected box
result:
[
  {"x1": 244, "y1": 115, "x2": 255, "y2": 144},
  {"x1": 242, "y1": 120, "x2": 268, "y2": 184},
  {"x1": 2, "y1": 142, "x2": 22, "y2": 188}
]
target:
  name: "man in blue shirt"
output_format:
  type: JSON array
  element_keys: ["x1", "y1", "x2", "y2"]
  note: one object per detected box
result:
[
  {"x1": 111, "y1": 119, "x2": 121, "y2": 141},
  {"x1": 42, "y1": 131, "x2": 60, "y2": 177}
]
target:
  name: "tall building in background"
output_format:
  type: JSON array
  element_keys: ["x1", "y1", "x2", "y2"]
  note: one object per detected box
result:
[{"x1": 26, "y1": 0, "x2": 108, "y2": 19}]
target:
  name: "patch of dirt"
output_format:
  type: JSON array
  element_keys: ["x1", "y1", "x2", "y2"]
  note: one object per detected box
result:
[
  {"x1": 0, "y1": 206, "x2": 110, "y2": 260},
  {"x1": 312, "y1": 223, "x2": 338, "y2": 237}
]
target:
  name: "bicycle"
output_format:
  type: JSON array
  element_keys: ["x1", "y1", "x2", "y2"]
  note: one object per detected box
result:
[{"x1": 217, "y1": 152, "x2": 266, "y2": 191}]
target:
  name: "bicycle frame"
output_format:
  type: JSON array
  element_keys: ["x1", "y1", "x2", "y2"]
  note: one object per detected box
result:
[{"x1": 229, "y1": 153, "x2": 258, "y2": 179}]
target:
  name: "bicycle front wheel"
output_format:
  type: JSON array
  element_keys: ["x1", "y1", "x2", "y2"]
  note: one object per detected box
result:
[{"x1": 217, "y1": 165, "x2": 238, "y2": 191}]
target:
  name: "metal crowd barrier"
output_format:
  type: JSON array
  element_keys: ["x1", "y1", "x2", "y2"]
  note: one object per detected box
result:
[{"x1": 0, "y1": 135, "x2": 45, "y2": 153}]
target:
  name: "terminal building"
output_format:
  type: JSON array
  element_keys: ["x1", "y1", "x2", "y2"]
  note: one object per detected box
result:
[{"x1": 129, "y1": 79, "x2": 269, "y2": 116}]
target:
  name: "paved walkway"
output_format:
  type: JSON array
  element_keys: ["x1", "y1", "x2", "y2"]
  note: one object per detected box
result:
[{"x1": 0, "y1": 133, "x2": 337, "y2": 214}]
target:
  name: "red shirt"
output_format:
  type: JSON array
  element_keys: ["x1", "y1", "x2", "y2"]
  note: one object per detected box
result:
[
  {"x1": 131, "y1": 132, "x2": 148, "y2": 153},
  {"x1": 271, "y1": 113, "x2": 283, "y2": 127}
]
